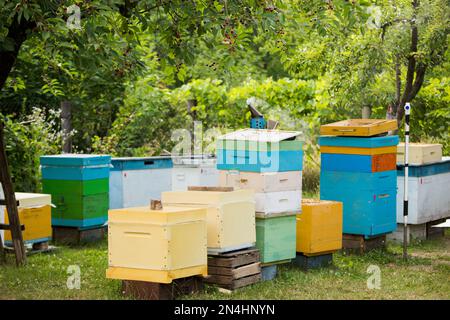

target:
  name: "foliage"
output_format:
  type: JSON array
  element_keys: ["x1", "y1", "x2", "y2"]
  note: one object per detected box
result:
[{"x1": 2, "y1": 108, "x2": 61, "y2": 192}]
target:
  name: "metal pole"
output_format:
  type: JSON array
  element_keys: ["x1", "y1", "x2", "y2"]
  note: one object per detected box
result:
[{"x1": 403, "y1": 102, "x2": 411, "y2": 261}]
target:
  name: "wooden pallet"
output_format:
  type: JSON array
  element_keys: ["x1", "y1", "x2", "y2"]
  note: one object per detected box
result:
[
  {"x1": 3, "y1": 241, "x2": 58, "y2": 256},
  {"x1": 52, "y1": 225, "x2": 106, "y2": 245},
  {"x1": 122, "y1": 276, "x2": 204, "y2": 300},
  {"x1": 342, "y1": 234, "x2": 386, "y2": 255},
  {"x1": 293, "y1": 253, "x2": 333, "y2": 270},
  {"x1": 205, "y1": 248, "x2": 262, "y2": 290}
]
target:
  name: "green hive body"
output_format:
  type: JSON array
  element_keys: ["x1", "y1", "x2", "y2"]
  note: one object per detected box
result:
[{"x1": 256, "y1": 215, "x2": 297, "y2": 264}]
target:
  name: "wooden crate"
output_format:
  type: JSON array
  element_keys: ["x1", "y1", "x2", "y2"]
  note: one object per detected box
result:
[
  {"x1": 293, "y1": 253, "x2": 333, "y2": 270},
  {"x1": 320, "y1": 119, "x2": 397, "y2": 137},
  {"x1": 53, "y1": 225, "x2": 106, "y2": 245},
  {"x1": 107, "y1": 205, "x2": 207, "y2": 284},
  {"x1": 397, "y1": 142, "x2": 442, "y2": 165},
  {"x1": 342, "y1": 234, "x2": 386, "y2": 255},
  {"x1": 205, "y1": 248, "x2": 261, "y2": 290},
  {"x1": 162, "y1": 189, "x2": 255, "y2": 254},
  {"x1": 121, "y1": 276, "x2": 204, "y2": 300}
]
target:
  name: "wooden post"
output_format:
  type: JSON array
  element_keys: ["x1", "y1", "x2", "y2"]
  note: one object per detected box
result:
[
  {"x1": 0, "y1": 232, "x2": 5, "y2": 263},
  {"x1": 0, "y1": 120, "x2": 26, "y2": 265}
]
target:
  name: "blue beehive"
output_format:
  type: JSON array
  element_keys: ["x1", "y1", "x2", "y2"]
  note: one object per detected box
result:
[
  {"x1": 319, "y1": 135, "x2": 399, "y2": 237},
  {"x1": 217, "y1": 129, "x2": 303, "y2": 172}
]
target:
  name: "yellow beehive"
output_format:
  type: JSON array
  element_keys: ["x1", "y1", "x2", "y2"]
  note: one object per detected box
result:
[
  {"x1": 162, "y1": 189, "x2": 255, "y2": 253},
  {"x1": 296, "y1": 199, "x2": 343, "y2": 256},
  {"x1": 106, "y1": 205, "x2": 208, "y2": 283},
  {"x1": 4, "y1": 193, "x2": 52, "y2": 244},
  {"x1": 397, "y1": 142, "x2": 442, "y2": 165}
]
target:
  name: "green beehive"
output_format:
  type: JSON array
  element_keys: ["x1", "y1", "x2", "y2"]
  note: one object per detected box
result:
[{"x1": 255, "y1": 213, "x2": 297, "y2": 264}]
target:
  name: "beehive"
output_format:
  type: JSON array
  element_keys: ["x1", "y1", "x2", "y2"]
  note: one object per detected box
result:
[
  {"x1": 41, "y1": 154, "x2": 110, "y2": 228},
  {"x1": 320, "y1": 119, "x2": 397, "y2": 137},
  {"x1": 217, "y1": 129, "x2": 303, "y2": 172},
  {"x1": 397, "y1": 142, "x2": 442, "y2": 165},
  {"x1": 162, "y1": 189, "x2": 255, "y2": 253},
  {"x1": 296, "y1": 199, "x2": 342, "y2": 256},
  {"x1": 172, "y1": 156, "x2": 219, "y2": 191},
  {"x1": 4, "y1": 193, "x2": 52, "y2": 245},
  {"x1": 396, "y1": 157, "x2": 450, "y2": 224},
  {"x1": 109, "y1": 156, "x2": 172, "y2": 209},
  {"x1": 319, "y1": 134, "x2": 398, "y2": 237},
  {"x1": 106, "y1": 205, "x2": 208, "y2": 283},
  {"x1": 256, "y1": 213, "x2": 297, "y2": 264}
]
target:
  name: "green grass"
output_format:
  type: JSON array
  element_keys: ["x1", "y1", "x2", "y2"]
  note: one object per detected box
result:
[{"x1": 1, "y1": 230, "x2": 449, "y2": 300}]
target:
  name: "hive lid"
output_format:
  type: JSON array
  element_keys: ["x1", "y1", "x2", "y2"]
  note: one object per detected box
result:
[
  {"x1": 162, "y1": 189, "x2": 254, "y2": 206},
  {"x1": 320, "y1": 119, "x2": 397, "y2": 137},
  {"x1": 15, "y1": 192, "x2": 52, "y2": 208},
  {"x1": 40, "y1": 154, "x2": 111, "y2": 167},
  {"x1": 108, "y1": 205, "x2": 207, "y2": 225},
  {"x1": 218, "y1": 129, "x2": 302, "y2": 143}
]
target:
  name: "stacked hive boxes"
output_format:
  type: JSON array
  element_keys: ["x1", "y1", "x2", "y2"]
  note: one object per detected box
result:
[
  {"x1": 109, "y1": 156, "x2": 173, "y2": 209},
  {"x1": 41, "y1": 154, "x2": 111, "y2": 228},
  {"x1": 106, "y1": 205, "x2": 208, "y2": 284},
  {"x1": 217, "y1": 129, "x2": 303, "y2": 266},
  {"x1": 4, "y1": 193, "x2": 52, "y2": 246},
  {"x1": 319, "y1": 120, "x2": 399, "y2": 238}
]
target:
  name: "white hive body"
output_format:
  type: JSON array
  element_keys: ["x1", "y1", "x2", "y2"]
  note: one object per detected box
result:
[{"x1": 171, "y1": 157, "x2": 219, "y2": 191}]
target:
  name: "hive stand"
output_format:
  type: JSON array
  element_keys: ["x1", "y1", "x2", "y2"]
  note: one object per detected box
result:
[
  {"x1": 342, "y1": 234, "x2": 386, "y2": 255},
  {"x1": 52, "y1": 225, "x2": 107, "y2": 245},
  {"x1": 387, "y1": 218, "x2": 448, "y2": 244},
  {"x1": 122, "y1": 276, "x2": 204, "y2": 300},
  {"x1": 205, "y1": 248, "x2": 262, "y2": 290},
  {"x1": 293, "y1": 253, "x2": 333, "y2": 271}
]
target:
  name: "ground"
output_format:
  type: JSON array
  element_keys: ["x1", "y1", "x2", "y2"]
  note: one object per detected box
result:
[{"x1": 1, "y1": 229, "x2": 449, "y2": 300}]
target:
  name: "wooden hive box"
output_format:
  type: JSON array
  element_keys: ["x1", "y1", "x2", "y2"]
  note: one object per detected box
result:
[
  {"x1": 106, "y1": 205, "x2": 208, "y2": 283},
  {"x1": 219, "y1": 170, "x2": 302, "y2": 193},
  {"x1": 162, "y1": 189, "x2": 256, "y2": 254},
  {"x1": 40, "y1": 154, "x2": 111, "y2": 228},
  {"x1": 217, "y1": 129, "x2": 303, "y2": 172},
  {"x1": 4, "y1": 192, "x2": 52, "y2": 245},
  {"x1": 397, "y1": 142, "x2": 442, "y2": 165},
  {"x1": 396, "y1": 158, "x2": 450, "y2": 224},
  {"x1": 109, "y1": 156, "x2": 173, "y2": 209},
  {"x1": 296, "y1": 199, "x2": 342, "y2": 256},
  {"x1": 320, "y1": 170, "x2": 397, "y2": 237},
  {"x1": 255, "y1": 213, "x2": 297, "y2": 264},
  {"x1": 320, "y1": 119, "x2": 397, "y2": 137}
]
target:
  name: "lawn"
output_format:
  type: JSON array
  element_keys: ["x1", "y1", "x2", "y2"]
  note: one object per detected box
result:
[{"x1": 1, "y1": 229, "x2": 449, "y2": 300}]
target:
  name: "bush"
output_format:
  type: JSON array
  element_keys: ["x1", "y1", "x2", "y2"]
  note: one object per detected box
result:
[{"x1": 3, "y1": 108, "x2": 62, "y2": 192}]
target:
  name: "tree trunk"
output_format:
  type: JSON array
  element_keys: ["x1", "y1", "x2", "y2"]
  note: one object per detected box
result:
[
  {"x1": 61, "y1": 101, "x2": 73, "y2": 153},
  {"x1": 0, "y1": 121, "x2": 26, "y2": 266},
  {"x1": 361, "y1": 106, "x2": 372, "y2": 119}
]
